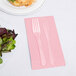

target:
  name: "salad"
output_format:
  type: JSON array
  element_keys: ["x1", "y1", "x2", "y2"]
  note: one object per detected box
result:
[
  {"x1": 0, "y1": 28, "x2": 17, "y2": 64},
  {"x1": 8, "y1": 0, "x2": 35, "y2": 7}
]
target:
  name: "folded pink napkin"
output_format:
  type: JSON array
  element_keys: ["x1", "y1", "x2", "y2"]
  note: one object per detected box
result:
[{"x1": 25, "y1": 16, "x2": 65, "y2": 70}]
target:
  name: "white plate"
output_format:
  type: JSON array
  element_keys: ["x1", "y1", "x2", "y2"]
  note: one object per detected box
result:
[
  {"x1": 0, "y1": 17, "x2": 17, "y2": 69},
  {"x1": 0, "y1": 0, "x2": 45, "y2": 15}
]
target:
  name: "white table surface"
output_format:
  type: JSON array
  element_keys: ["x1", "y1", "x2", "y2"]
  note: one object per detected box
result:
[{"x1": 0, "y1": 0, "x2": 76, "y2": 76}]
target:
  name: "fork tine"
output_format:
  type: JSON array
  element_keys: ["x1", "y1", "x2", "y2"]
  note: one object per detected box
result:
[
  {"x1": 36, "y1": 18, "x2": 40, "y2": 32},
  {"x1": 32, "y1": 18, "x2": 40, "y2": 33},
  {"x1": 32, "y1": 18, "x2": 35, "y2": 32}
]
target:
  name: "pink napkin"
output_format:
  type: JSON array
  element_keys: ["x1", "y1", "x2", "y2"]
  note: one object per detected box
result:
[{"x1": 24, "y1": 16, "x2": 65, "y2": 70}]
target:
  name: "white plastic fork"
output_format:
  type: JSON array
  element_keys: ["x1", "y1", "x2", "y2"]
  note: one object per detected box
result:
[{"x1": 32, "y1": 18, "x2": 46, "y2": 66}]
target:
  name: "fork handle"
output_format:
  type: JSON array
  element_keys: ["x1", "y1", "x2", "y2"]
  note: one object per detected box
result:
[{"x1": 37, "y1": 37, "x2": 46, "y2": 66}]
